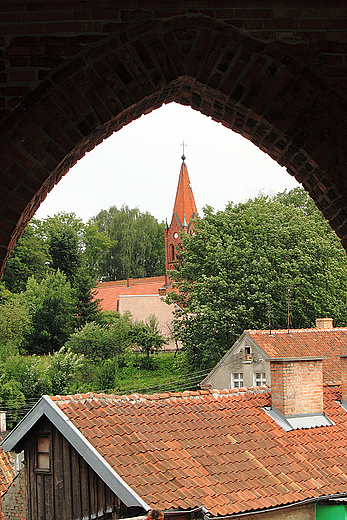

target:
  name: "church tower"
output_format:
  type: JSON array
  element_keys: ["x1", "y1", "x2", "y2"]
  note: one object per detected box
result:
[{"x1": 165, "y1": 152, "x2": 197, "y2": 273}]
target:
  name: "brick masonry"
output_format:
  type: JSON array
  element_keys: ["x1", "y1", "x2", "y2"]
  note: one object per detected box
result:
[
  {"x1": 1, "y1": 468, "x2": 27, "y2": 520},
  {"x1": 2, "y1": 2, "x2": 347, "y2": 274},
  {"x1": 270, "y1": 358, "x2": 324, "y2": 416}
]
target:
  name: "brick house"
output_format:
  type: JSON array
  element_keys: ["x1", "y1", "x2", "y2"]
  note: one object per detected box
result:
[
  {"x1": 3, "y1": 356, "x2": 347, "y2": 519},
  {"x1": 200, "y1": 318, "x2": 347, "y2": 390}
]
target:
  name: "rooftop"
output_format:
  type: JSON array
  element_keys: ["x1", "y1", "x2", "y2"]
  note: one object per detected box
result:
[
  {"x1": 247, "y1": 327, "x2": 347, "y2": 382},
  {"x1": 42, "y1": 383, "x2": 347, "y2": 516}
]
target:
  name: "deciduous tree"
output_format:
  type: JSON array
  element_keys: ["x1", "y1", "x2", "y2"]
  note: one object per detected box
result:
[
  {"x1": 90, "y1": 205, "x2": 165, "y2": 280},
  {"x1": 168, "y1": 188, "x2": 347, "y2": 371},
  {"x1": 22, "y1": 271, "x2": 76, "y2": 355}
]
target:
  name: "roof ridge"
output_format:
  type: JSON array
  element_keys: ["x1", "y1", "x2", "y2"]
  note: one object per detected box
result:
[
  {"x1": 50, "y1": 387, "x2": 269, "y2": 405},
  {"x1": 247, "y1": 328, "x2": 347, "y2": 334}
]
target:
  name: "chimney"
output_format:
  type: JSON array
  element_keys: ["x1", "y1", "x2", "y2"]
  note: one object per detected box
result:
[
  {"x1": 315, "y1": 317, "x2": 333, "y2": 329},
  {"x1": 126, "y1": 278, "x2": 133, "y2": 288},
  {"x1": 270, "y1": 357, "x2": 325, "y2": 416}
]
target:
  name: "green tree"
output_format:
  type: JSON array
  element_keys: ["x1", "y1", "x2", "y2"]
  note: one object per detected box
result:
[
  {"x1": 90, "y1": 205, "x2": 165, "y2": 280},
  {"x1": 2, "y1": 221, "x2": 50, "y2": 292},
  {"x1": 0, "y1": 377, "x2": 25, "y2": 427},
  {"x1": 134, "y1": 315, "x2": 167, "y2": 358},
  {"x1": 83, "y1": 220, "x2": 113, "y2": 278},
  {"x1": 73, "y1": 267, "x2": 102, "y2": 329},
  {"x1": 168, "y1": 189, "x2": 347, "y2": 371},
  {"x1": 49, "y1": 225, "x2": 81, "y2": 284},
  {"x1": 0, "y1": 295, "x2": 31, "y2": 355},
  {"x1": 66, "y1": 311, "x2": 136, "y2": 360},
  {"x1": 22, "y1": 270, "x2": 76, "y2": 355}
]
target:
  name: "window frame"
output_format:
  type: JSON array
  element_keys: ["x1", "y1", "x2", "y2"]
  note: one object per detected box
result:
[
  {"x1": 34, "y1": 434, "x2": 51, "y2": 473},
  {"x1": 232, "y1": 372, "x2": 244, "y2": 388},
  {"x1": 254, "y1": 372, "x2": 267, "y2": 387}
]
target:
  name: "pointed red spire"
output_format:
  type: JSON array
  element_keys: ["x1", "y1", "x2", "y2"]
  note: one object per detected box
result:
[
  {"x1": 165, "y1": 156, "x2": 197, "y2": 273},
  {"x1": 171, "y1": 159, "x2": 197, "y2": 228}
]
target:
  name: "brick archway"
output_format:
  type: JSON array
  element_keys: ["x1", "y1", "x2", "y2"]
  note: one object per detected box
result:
[{"x1": 1, "y1": 4, "x2": 347, "y2": 275}]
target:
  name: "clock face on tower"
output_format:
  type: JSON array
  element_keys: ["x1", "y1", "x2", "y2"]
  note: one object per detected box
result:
[{"x1": 173, "y1": 232, "x2": 179, "y2": 239}]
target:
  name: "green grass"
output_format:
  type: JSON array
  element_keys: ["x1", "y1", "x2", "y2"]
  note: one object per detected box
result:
[{"x1": 71, "y1": 350, "x2": 201, "y2": 395}]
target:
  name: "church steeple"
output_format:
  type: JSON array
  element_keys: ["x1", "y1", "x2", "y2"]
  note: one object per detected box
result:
[{"x1": 165, "y1": 153, "x2": 197, "y2": 273}]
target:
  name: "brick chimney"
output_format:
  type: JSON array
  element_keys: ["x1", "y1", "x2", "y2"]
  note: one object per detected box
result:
[
  {"x1": 126, "y1": 278, "x2": 133, "y2": 288},
  {"x1": 315, "y1": 317, "x2": 333, "y2": 329},
  {"x1": 270, "y1": 357, "x2": 325, "y2": 416}
]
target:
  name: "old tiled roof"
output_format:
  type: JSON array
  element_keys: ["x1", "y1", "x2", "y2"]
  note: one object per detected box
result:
[
  {"x1": 0, "y1": 445, "x2": 14, "y2": 496},
  {"x1": 94, "y1": 277, "x2": 167, "y2": 312},
  {"x1": 51, "y1": 384, "x2": 347, "y2": 516},
  {"x1": 247, "y1": 328, "x2": 347, "y2": 382}
]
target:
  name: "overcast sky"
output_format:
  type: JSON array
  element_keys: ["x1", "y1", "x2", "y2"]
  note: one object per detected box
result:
[{"x1": 34, "y1": 102, "x2": 300, "y2": 223}]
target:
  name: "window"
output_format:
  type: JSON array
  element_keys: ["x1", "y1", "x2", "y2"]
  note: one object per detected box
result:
[
  {"x1": 232, "y1": 373, "x2": 244, "y2": 388},
  {"x1": 170, "y1": 244, "x2": 175, "y2": 261},
  {"x1": 36, "y1": 435, "x2": 50, "y2": 471},
  {"x1": 244, "y1": 346, "x2": 252, "y2": 361},
  {"x1": 254, "y1": 372, "x2": 266, "y2": 387}
]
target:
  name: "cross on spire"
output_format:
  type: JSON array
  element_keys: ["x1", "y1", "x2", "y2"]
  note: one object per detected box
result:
[{"x1": 181, "y1": 141, "x2": 187, "y2": 161}]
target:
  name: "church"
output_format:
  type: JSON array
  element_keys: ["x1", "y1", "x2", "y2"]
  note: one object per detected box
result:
[{"x1": 93, "y1": 152, "x2": 197, "y2": 350}]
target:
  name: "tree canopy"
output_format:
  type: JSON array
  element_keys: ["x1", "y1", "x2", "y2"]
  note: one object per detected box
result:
[
  {"x1": 90, "y1": 205, "x2": 165, "y2": 280},
  {"x1": 167, "y1": 188, "x2": 347, "y2": 371}
]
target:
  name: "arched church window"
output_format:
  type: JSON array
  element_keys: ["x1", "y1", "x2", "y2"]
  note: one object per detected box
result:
[{"x1": 170, "y1": 244, "x2": 175, "y2": 261}]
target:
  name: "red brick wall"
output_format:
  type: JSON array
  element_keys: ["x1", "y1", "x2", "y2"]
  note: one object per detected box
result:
[
  {"x1": 1, "y1": 469, "x2": 27, "y2": 520},
  {"x1": 270, "y1": 358, "x2": 324, "y2": 416},
  {"x1": 2, "y1": 3, "x2": 347, "y2": 275}
]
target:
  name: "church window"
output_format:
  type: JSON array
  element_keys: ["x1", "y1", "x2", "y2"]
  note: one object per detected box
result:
[
  {"x1": 170, "y1": 245, "x2": 175, "y2": 261},
  {"x1": 232, "y1": 373, "x2": 244, "y2": 388}
]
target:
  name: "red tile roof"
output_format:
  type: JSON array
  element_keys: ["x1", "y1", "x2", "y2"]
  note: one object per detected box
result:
[
  {"x1": 247, "y1": 327, "x2": 347, "y2": 382},
  {"x1": 0, "y1": 445, "x2": 14, "y2": 495},
  {"x1": 50, "y1": 384, "x2": 347, "y2": 516},
  {"x1": 94, "y1": 277, "x2": 168, "y2": 312}
]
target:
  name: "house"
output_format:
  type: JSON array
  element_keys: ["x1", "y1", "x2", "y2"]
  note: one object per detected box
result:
[
  {"x1": 95, "y1": 276, "x2": 179, "y2": 350},
  {"x1": 3, "y1": 355, "x2": 347, "y2": 519},
  {"x1": 93, "y1": 154, "x2": 196, "y2": 351},
  {"x1": 200, "y1": 317, "x2": 347, "y2": 390}
]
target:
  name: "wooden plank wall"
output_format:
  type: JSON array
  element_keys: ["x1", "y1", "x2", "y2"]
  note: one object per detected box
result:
[{"x1": 25, "y1": 416, "x2": 125, "y2": 520}]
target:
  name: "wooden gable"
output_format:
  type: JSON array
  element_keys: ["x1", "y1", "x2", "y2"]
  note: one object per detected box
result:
[{"x1": 23, "y1": 416, "x2": 142, "y2": 520}]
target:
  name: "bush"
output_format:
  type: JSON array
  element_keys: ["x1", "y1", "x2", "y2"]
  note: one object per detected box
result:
[{"x1": 45, "y1": 346, "x2": 84, "y2": 395}]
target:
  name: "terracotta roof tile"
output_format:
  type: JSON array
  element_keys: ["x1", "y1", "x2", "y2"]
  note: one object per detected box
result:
[
  {"x1": 93, "y1": 276, "x2": 174, "y2": 312},
  {"x1": 247, "y1": 327, "x2": 347, "y2": 382},
  {"x1": 0, "y1": 444, "x2": 14, "y2": 495},
  {"x1": 50, "y1": 386, "x2": 347, "y2": 516}
]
